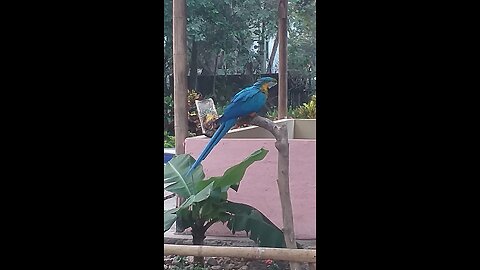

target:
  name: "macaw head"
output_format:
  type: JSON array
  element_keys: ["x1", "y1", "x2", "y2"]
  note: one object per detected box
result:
[{"x1": 254, "y1": 77, "x2": 277, "y2": 94}]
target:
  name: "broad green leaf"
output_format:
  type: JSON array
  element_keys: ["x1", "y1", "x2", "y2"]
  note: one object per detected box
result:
[
  {"x1": 164, "y1": 208, "x2": 178, "y2": 232},
  {"x1": 224, "y1": 201, "x2": 286, "y2": 248},
  {"x1": 208, "y1": 186, "x2": 228, "y2": 201},
  {"x1": 192, "y1": 181, "x2": 215, "y2": 202},
  {"x1": 195, "y1": 179, "x2": 215, "y2": 193},
  {"x1": 197, "y1": 196, "x2": 229, "y2": 221},
  {"x1": 178, "y1": 196, "x2": 195, "y2": 210},
  {"x1": 195, "y1": 148, "x2": 268, "y2": 193},
  {"x1": 175, "y1": 208, "x2": 195, "y2": 232},
  {"x1": 198, "y1": 200, "x2": 217, "y2": 219},
  {"x1": 177, "y1": 181, "x2": 215, "y2": 210},
  {"x1": 164, "y1": 154, "x2": 205, "y2": 198}
]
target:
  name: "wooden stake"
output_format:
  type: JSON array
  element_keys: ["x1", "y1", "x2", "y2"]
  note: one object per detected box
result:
[{"x1": 277, "y1": 0, "x2": 288, "y2": 119}]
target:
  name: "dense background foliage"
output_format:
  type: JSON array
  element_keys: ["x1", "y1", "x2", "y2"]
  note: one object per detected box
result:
[{"x1": 164, "y1": 0, "x2": 316, "y2": 144}]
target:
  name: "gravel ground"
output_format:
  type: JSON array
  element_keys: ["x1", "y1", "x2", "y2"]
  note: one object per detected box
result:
[{"x1": 163, "y1": 254, "x2": 297, "y2": 270}]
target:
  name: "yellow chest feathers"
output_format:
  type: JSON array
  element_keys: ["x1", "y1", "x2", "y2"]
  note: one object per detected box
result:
[{"x1": 260, "y1": 83, "x2": 269, "y2": 94}]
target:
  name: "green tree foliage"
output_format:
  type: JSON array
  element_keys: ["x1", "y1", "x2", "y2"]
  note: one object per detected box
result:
[
  {"x1": 164, "y1": 0, "x2": 317, "y2": 116},
  {"x1": 164, "y1": 0, "x2": 173, "y2": 90},
  {"x1": 186, "y1": 0, "x2": 277, "y2": 75},
  {"x1": 164, "y1": 95, "x2": 173, "y2": 132},
  {"x1": 164, "y1": 131, "x2": 175, "y2": 148},
  {"x1": 165, "y1": 0, "x2": 291, "y2": 78},
  {"x1": 288, "y1": 0, "x2": 316, "y2": 77}
]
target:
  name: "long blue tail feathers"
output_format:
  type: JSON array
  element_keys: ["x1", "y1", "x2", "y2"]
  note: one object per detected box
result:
[{"x1": 185, "y1": 118, "x2": 236, "y2": 176}]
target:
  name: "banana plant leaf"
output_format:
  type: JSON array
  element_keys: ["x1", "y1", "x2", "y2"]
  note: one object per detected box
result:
[
  {"x1": 176, "y1": 181, "x2": 215, "y2": 210},
  {"x1": 224, "y1": 201, "x2": 286, "y2": 248},
  {"x1": 174, "y1": 208, "x2": 195, "y2": 232},
  {"x1": 195, "y1": 148, "x2": 269, "y2": 193},
  {"x1": 164, "y1": 208, "x2": 178, "y2": 232},
  {"x1": 164, "y1": 154, "x2": 214, "y2": 210},
  {"x1": 164, "y1": 154, "x2": 205, "y2": 198}
]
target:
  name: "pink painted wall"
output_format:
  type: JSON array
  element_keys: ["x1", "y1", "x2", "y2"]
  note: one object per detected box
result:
[{"x1": 185, "y1": 138, "x2": 316, "y2": 240}]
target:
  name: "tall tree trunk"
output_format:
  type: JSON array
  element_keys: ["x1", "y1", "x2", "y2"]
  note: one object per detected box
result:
[
  {"x1": 224, "y1": 59, "x2": 228, "y2": 98},
  {"x1": 212, "y1": 56, "x2": 218, "y2": 98},
  {"x1": 267, "y1": 33, "x2": 279, "y2": 73},
  {"x1": 189, "y1": 38, "x2": 198, "y2": 91},
  {"x1": 261, "y1": 22, "x2": 266, "y2": 74},
  {"x1": 173, "y1": 0, "x2": 188, "y2": 231},
  {"x1": 172, "y1": 0, "x2": 188, "y2": 155},
  {"x1": 164, "y1": 54, "x2": 169, "y2": 92},
  {"x1": 211, "y1": 51, "x2": 220, "y2": 98},
  {"x1": 244, "y1": 62, "x2": 253, "y2": 76}
]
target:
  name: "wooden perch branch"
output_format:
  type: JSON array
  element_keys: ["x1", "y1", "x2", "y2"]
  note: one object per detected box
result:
[{"x1": 241, "y1": 115, "x2": 301, "y2": 270}]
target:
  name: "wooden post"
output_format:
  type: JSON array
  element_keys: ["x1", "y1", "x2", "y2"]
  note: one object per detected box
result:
[
  {"x1": 277, "y1": 0, "x2": 288, "y2": 119},
  {"x1": 173, "y1": 0, "x2": 188, "y2": 156},
  {"x1": 249, "y1": 116, "x2": 301, "y2": 270},
  {"x1": 173, "y1": 0, "x2": 188, "y2": 230}
]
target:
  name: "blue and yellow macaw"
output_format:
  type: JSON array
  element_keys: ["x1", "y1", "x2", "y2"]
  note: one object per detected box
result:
[{"x1": 186, "y1": 77, "x2": 277, "y2": 175}]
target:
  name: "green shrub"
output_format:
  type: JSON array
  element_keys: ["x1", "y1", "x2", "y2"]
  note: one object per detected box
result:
[
  {"x1": 164, "y1": 95, "x2": 174, "y2": 134},
  {"x1": 266, "y1": 95, "x2": 316, "y2": 120},
  {"x1": 164, "y1": 90, "x2": 205, "y2": 137},
  {"x1": 164, "y1": 131, "x2": 175, "y2": 148},
  {"x1": 291, "y1": 95, "x2": 316, "y2": 119}
]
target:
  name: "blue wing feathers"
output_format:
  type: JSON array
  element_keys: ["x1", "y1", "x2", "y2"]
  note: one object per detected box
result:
[
  {"x1": 219, "y1": 88, "x2": 266, "y2": 122},
  {"x1": 186, "y1": 118, "x2": 236, "y2": 176}
]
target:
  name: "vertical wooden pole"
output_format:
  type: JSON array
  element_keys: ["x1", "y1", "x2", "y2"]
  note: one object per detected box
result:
[
  {"x1": 278, "y1": 0, "x2": 288, "y2": 119},
  {"x1": 173, "y1": 0, "x2": 188, "y2": 155},
  {"x1": 173, "y1": 0, "x2": 188, "y2": 229}
]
